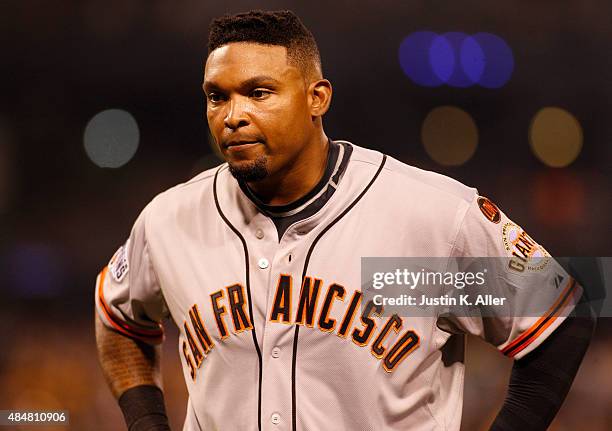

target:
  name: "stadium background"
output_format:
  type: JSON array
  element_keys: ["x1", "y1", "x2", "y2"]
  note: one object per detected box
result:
[{"x1": 0, "y1": 1, "x2": 610, "y2": 429}]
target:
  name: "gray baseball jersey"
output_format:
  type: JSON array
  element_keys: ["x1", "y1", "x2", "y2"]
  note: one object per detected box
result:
[{"x1": 95, "y1": 141, "x2": 581, "y2": 430}]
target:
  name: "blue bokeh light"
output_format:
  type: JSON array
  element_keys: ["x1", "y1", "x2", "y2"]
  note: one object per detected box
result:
[
  {"x1": 460, "y1": 36, "x2": 486, "y2": 85},
  {"x1": 429, "y1": 34, "x2": 454, "y2": 84},
  {"x1": 472, "y1": 32, "x2": 514, "y2": 89},
  {"x1": 436, "y1": 32, "x2": 476, "y2": 87},
  {"x1": 398, "y1": 31, "x2": 514, "y2": 88},
  {"x1": 398, "y1": 31, "x2": 444, "y2": 87}
]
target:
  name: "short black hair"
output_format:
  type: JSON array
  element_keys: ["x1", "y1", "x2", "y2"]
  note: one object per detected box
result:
[{"x1": 207, "y1": 10, "x2": 322, "y2": 80}]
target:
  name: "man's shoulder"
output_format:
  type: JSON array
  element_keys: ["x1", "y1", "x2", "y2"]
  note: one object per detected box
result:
[
  {"x1": 347, "y1": 142, "x2": 477, "y2": 204},
  {"x1": 143, "y1": 162, "x2": 226, "y2": 218}
]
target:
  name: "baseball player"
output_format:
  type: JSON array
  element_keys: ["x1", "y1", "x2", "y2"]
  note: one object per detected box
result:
[{"x1": 94, "y1": 10, "x2": 595, "y2": 431}]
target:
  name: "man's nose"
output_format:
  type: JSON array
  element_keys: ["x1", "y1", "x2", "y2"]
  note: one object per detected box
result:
[{"x1": 224, "y1": 98, "x2": 250, "y2": 130}]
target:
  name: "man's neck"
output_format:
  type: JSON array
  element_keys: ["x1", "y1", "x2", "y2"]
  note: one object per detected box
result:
[{"x1": 247, "y1": 134, "x2": 329, "y2": 206}]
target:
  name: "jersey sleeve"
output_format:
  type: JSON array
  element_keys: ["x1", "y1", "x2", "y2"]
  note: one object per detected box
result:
[
  {"x1": 94, "y1": 208, "x2": 168, "y2": 345},
  {"x1": 437, "y1": 194, "x2": 583, "y2": 360}
]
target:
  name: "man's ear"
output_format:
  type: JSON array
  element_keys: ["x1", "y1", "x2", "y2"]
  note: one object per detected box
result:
[{"x1": 308, "y1": 79, "x2": 333, "y2": 117}]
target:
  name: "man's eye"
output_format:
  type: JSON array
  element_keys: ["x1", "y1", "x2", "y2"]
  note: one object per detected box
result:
[
  {"x1": 251, "y1": 89, "x2": 271, "y2": 99},
  {"x1": 207, "y1": 93, "x2": 223, "y2": 103}
]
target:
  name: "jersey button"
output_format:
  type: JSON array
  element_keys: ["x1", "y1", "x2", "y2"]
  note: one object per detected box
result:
[
  {"x1": 258, "y1": 258, "x2": 269, "y2": 269},
  {"x1": 255, "y1": 228, "x2": 264, "y2": 239},
  {"x1": 271, "y1": 413, "x2": 281, "y2": 425},
  {"x1": 271, "y1": 347, "x2": 281, "y2": 358}
]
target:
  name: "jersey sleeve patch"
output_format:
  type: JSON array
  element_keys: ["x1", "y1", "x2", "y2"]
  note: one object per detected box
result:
[
  {"x1": 108, "y1": 239, "x2": 130, "y2": 282},
  {"x1": 501, "y1": 222, "x2": 551, "y2": 272},
  {"x1": 96, "y1": 266, "x2": 164, "y2": 342},
  {"x1": 477, "y1": 196, "x2": 501, "y2": 223}
]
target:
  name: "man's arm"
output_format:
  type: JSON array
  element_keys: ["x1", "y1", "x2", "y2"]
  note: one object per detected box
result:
[
  {"x1": 489, "y1": 299, "x2": 596, "y2": 431},
  {"x1": 95, "y1": 313, "x2": 170, "y2": 430}
]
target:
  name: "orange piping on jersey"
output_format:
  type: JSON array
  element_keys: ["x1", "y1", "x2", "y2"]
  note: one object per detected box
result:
[
  {"x1": 505, "y1": 283, "x2": 579, "y2": 358},
  {"x1": 97, "y1": 267, "x2": 164, "y2": 340},
  {"x1": 501, "y1": 278, "x2": 578, "y2": 357}
]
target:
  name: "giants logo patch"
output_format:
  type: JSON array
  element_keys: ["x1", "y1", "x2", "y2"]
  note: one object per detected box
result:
[{"x1": 502, "y1": 223, "x2": 550, "y2": 272}]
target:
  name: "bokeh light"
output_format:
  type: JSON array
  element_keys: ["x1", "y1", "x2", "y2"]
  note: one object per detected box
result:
[
  {"x1": 471, "y1": 33, "x2": 514, "y2": 88},
  {"x1": 432, "y1": 32, "x2": 477, "y2": 87},
  {"x1": 529, "y1": 107, "x2": 583, "y2": 167},
  {"x1": 429, "y1": 34, "x2": 454, "y2": 84},
  {"x1": 532, "y1": 171, "x2": 585, "y2": 226},
  {"x1": 399, "y1": 31, "x2": 513, "y2": 88},
  {"x1": 421, "y1": 106, "x2": 479, "y2": 166},
  {"x1": 399, "y1": 31, "x2": 445, "y2": 87},
  {"x1": 83, "y1": 109, "x2": 140, "y2": 168},
  {"x1": 460, "y1": 36, "x2": 486, "y2": 85}
]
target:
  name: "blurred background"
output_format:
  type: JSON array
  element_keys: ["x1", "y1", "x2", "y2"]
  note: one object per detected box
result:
[{"x1": 0, "y1": 0, "x2": 610, "y2": 429}]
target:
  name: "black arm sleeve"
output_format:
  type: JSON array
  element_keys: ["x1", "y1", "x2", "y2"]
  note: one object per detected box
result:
[
  {"x1": 489, "y1": 300, "x2": 595, "y2": 431},
  {"x1": 118, "y1": 385, "x2": 171, "y2": 431}
]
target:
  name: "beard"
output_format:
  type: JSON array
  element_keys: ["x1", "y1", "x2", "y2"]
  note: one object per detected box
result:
[{"x1": 228, "y1": 155, "x2": 268, "y2": 183}]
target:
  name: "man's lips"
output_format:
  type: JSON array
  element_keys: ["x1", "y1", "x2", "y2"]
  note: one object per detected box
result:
[{"x1": 225, "y1": 141, "x2": 261, "y2": 151}]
